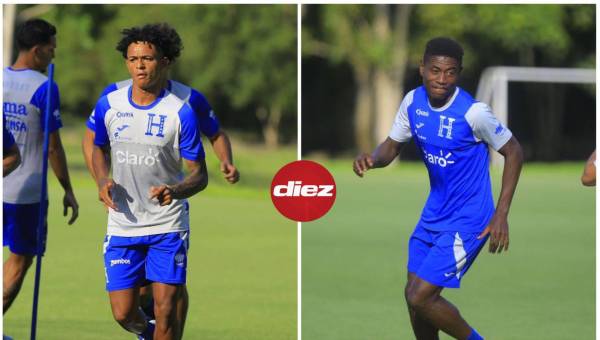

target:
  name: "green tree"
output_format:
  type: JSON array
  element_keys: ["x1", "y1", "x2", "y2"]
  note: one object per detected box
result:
[
  {"x1": 303, "y1": 4, "x2": 412, "y2": 151},
  {"x1": 28, "y1": 4, "x2": 296, "y2": 146}
]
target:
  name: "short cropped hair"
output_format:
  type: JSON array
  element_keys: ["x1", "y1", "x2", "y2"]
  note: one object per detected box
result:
[
  {"x1": 116, "y1": 23, "x2": 183, "y2": 62},
  {"x1": 423, "y1": 37, "x2": 464, "y2": 66},
  {"x1": 15, "y1": 19, "x2": 56, "y2": 51}
]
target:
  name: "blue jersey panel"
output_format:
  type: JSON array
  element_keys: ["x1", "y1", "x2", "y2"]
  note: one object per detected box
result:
[
  {"x1": 30, "y1": 81, "x2": 62, "y2": 133},
  {"x1": 178, "y1": 104, "x2": 205, "y2": 160},
  {"x1": 93, "y1": 96, "x2": 111, "y2": 146},
  {"x1": 188, "y1": 89, "x2": 219, "y2": 137},
  {"x1": 407, "y1": 87, "x2": 495, "y2": 233}
]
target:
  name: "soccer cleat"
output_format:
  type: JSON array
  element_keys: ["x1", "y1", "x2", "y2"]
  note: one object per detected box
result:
[{"x1": 137, "y1": 320, "x2": 155, "y2": 340}]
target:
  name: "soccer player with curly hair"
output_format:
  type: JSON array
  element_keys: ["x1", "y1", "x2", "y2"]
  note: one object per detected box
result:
[{"x1": 91, "y1": 23, "x2": 209, "y2": 340}]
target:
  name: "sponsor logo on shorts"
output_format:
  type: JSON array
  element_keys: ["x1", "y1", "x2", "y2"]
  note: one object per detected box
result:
[
  {"x1": 175, "y1": 253, "x2": 185, "y2": 267},
  {"x1": 444, "y1": 272, "x2": 455, "y2": 277},
  {"x1": 110, "y1": 258, "x2": 131, "y2": 266}
]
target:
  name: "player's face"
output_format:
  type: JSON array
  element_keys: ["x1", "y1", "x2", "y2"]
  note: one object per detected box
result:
[
  {"x1": 35, "y1": 36, "x2": 56, "y2": 72},
  {"x1": 125, "y1": 42, "x2": 168, "y2": 91},
  {"x1": 420, "y1": 55, "x2": 461, "y2": 106}
]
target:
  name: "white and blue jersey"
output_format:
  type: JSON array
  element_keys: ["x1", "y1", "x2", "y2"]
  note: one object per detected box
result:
[
  {"x1": 94, "y1": 86, "x2": 204, "y2": 237},
  {"x1": 390, "y1": 86, "x2": 512, "y2": 233},
  {"x1": 3, "y1": 67, "x2": 62, "y2": 204},
  {"x1": 3, "y1": 115, "x2": 16, "y2": 149},
  {"x1": 87, "y1": 79, "x2": 219, "y2": 138}
]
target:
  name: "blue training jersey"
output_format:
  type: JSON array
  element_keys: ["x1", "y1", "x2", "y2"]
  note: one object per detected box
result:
[
  {"x1": 3, "y1": 67, "x2": 62, "y2": 204},
  {"x1": 87, "y1": 79, "x2": 219, "y2": 138},
  {"x1": 94, "y1": 86, "x2": 204, "y2": 237},
  {"x1": 389, "y1": 86, "x2": 512, "y2": 233}
]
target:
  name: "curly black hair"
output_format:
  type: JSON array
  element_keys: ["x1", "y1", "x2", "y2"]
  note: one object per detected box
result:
[
  {"x1": 16, "y1": 19, "x2": 56, "y2": 50},
  {"x1": 116, "y1": 23, "x2": 183, "y2": 62},
  {"x1": 423, "y1": 37, "x2": 463, "y2": 66}
]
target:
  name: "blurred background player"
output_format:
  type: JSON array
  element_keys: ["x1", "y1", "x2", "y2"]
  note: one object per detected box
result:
[
  {"x1": 3, "y1": 18, "x2": 79, "y2": 314},
  {"x1": 81, "y1": 23, "x2": 240, "y2": 337},
  {"x1": 353, "y1": 37, "x2": 523, "y2": 340},
  {"x1": 581, "y1": 150, "x2": 595, "y2": 186},
  {"x1": 92, "y1": 24, "x2": 208, "y2": 340},
  {"x1": 3, "y1": 116, "x2": 21, "y2": 176}
]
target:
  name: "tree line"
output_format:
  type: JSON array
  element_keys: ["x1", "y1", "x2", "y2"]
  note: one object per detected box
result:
[{"x1": 6, "y1": 4, "x2": 297, "y2": 148}]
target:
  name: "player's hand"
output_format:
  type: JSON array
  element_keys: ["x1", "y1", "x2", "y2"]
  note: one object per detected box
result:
[
  {"x1": 98, "y1": 178, "x2": 118, "y2": 211},
  {"x1": 353, "y1": 153, "x2": 374, "y2": 177},
  {"x1": 149, "y1": 185, "x2": 174, "y2": 206},
  {"x1": 63, "y1": 190, "x2": 79, "y2": 225},
  {"x1": 478, "y1": 212, "x2": 509, "y2": 253},
  {"x1": 221, "y1": 162, "x2": 240, "y2": 184}
]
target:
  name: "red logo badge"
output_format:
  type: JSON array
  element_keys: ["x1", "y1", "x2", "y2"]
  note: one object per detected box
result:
[{"x1": 271, "y1": 160, "x2": 336, "y2": 222}]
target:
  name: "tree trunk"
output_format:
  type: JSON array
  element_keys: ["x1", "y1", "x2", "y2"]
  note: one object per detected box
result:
[
  {"x1": 257, "y1": 105, "x2": 282, "y2": 149},
  {"x1": 353, "y1": 65, "x2": 374, "y2": 152},
  {"x1": 373, "y1": 5, "x2": 412, "y2": 144},
  {"x1": 3, "y1": 4, "x2": 16, "y2": 67}
]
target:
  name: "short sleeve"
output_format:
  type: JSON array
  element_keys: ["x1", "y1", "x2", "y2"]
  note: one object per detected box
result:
[
  {"x1": 93, "y1": 96, "x2": 111, "y2": 146},
  {"x1": 388, "y1": 90, "x2": 414, "y2": 143},
  {"x1": 178, "y1": 103, "x2": 205, "y2": 160},
  {"x1": 87, "y1": 83, "x2": 119, "y2": 131},
  {"x1": 31, "y1": 80, "x2": 62, "y2": 133},
  {"x1": 188, "y1": 89, "x2": 219, "y2": 138},
  {"x1": 465, "y1": 102, "x2": 512, "y2": 151},
  {"x1": 86, "y1": 111, "x2": 96, "y2": 131}
]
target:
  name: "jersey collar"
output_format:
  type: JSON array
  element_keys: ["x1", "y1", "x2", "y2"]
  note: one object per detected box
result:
[
  {"x1": 127, "y1": 86, "x2": 167, "y2": 110},
  {"x1": 428, "y1": 87, "x2": 460, "y2": 112}
]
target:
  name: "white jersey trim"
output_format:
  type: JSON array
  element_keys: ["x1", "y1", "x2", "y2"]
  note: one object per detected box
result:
[
  {"x1": 428, "y1": 87, "x2": 460, "y2": 112},
  {"x1": 388, "y1": 89, "x2": 415, "y2": 143},
  {"x1": 465, "y1": 102, "x2": 512, "y2": 151}
]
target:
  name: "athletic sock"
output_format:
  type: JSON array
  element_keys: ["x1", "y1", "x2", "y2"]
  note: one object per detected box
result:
[
  {"x1": 137, "y1": 320, "x2": 155, "y2": 340},
  {"x1": 467, "y1": 327, "x2": 483, "y2": 340}
]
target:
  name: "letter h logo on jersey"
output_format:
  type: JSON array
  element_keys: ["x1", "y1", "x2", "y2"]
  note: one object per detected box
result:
[
  {"x1": 438, "y1": 115, "x2": 455, "y2": 139},
  {"x1": 145, "y1": 113, "x2": 167, "y2": 138}
]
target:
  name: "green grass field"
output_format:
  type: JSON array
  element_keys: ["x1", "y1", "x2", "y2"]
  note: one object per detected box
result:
[
  {"x1": 3, "y1": 122, "x2": 297, "y2": 339},
  {"x1": 302, "y1": 159, "x2": 595, "y2": 340}
]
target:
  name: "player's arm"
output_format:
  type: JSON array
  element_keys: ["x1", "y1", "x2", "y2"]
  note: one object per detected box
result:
[
  {"x1": 91, "y1": 96, "x2": 117, "y2": 210},
  {"x1": 208, "y1": 130, "x2": 239, "y2": 184},
  {"x1": 48, "y1": 131, "x2": 79, "y2": 224},
  {"x1": 3, "y1": 144, "x2": 21, "y2": 177},
  {"x1": 581, "y1": 150, "x2": 595, "y2": 186},
  {"x1": 92, "y1": 144, "x2": 117, "y2": 211},
  {"x1": 189, "y1": 89, "x2": 239, "y2": 184},
  {"x1": 354, "y1": 91, "x2": 413, "y2": 177},
  {"x1": 82, "y1": 127, "x2": 96, "y2": 180},
  {"x1": 353, "y1": 138, "x2": 407, "y2": 177},
  {"x1": 478, "y1": 136, "x2": 524, "y2": 253},
  {"x1": 149, "y1": 159, "x2": 208, "y2": 206}
]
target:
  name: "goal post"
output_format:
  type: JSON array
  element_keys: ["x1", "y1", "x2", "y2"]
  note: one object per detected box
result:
[{"x1": 475, "y1": 66, "x2": 596, "y2": 165}]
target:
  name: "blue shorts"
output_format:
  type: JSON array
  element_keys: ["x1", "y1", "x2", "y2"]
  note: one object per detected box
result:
[
  {"x1": 3, "y1": 201, "x2": 48, "y2": 256},
  {"x1": 407, "y1": 224, "x2": 488, "y2": 288},
  {"x1": 103, "y1": 231, "x2": 189, "y2": 292}
]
